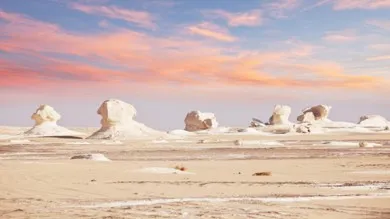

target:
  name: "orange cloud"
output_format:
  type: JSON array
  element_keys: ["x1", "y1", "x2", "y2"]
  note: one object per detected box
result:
[
  {"x1": 69, "y1": 3, "x2": 155, "y2": 28},
  {"x1": 366, "y1": 55, "x2": 390, "y2": 61},
  {"x1": 203, "y1": 9, "x2": 262, "y2": 26},
  {"x1": 0, "y1": 10, "x2": 385, "y2": 92},
  {"x1": 333, "y1": 0, "x2": 390, "y2": 10},
  {"x1": 269, "y1": 62, "x2": 382, "y2": 88},
  {"x1": 187, "y1": 22, "x2": 237, "y2": 42}
]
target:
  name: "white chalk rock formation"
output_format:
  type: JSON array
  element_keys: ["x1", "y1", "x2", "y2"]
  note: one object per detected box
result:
[
  {"x1": 269, "y1": 105, "x2": 292, "y2": 125},
  {"x1": 184, "y1": 111, "x2": 218, "y2": 132},
  {"x1": 87, "y1": 99, "x2": 166, "y2": 140},
  {"x1": 24, "y1": 105, "x2": 83, "y2": 137},
  {"x1": 297, "y1": 105, "x2": 332, "y2": 123},
  {"x1": 358, "y1": 115, "x2": 389, "y2": 127},
  {"x1": 250, "y1": 118, "x2": 266, "y2": 127},
  {"x1": 295, "y1": 124, "x2": 311, "y2": 134},
  {"x1": 260, "y1": 124, "x2": 295, "y2": 134}
]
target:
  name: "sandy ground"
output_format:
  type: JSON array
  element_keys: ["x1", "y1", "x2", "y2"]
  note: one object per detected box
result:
[{"x1": 0, "y1": 127, "x2": 390, "y2": 219}]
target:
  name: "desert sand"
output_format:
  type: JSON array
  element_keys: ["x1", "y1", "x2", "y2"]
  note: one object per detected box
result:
[{"x1": 1, "y1": 125, "x2": 390, "y2": 219}]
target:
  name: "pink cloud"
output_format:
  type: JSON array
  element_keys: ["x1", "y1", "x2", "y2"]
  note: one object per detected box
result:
[
  {"x1": 368, "y1": 44, "x2": 390, "y2": 51},
  {"x1": 203, "y1": 9, "x2": 262, "y2": 27},
  {"x1": 301, "y1": 0, "x2": 332, "y2": 12},
  {"x1": 366, "y1": 19, "x2": 390, "y2": 30},
  {"x1": 265, "y1": 0, "x2": 300, "y2": 18},
  {"x1": 98, "y1": 19, "x2": 110, "y2": 28},
  {"x1": 323, "y1": 30, "x2": 357, "y2": 42},
  {"x1": 69, "y1": 3, "x2": 155, "y2": 28},
  {"x1": 187, "y1": 22, "x2": 237, "y2": 42},
  {"x1": 0, "y1": 10, "x2": 385, "y2": 92},
  {"x1": 333, "y1": 0, "x2": 390, "y2": 10}
]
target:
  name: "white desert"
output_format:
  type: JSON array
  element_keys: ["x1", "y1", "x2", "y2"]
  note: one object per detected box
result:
[
  {"x1": 0, "y1": 100, "x2": 389, "y2": 219},
  {"x1": 23, "y1": 104, "x2": 84, "y2": 138},
  {"x1": 87, "y1": 99, "x2": 168, "y2": 140}
]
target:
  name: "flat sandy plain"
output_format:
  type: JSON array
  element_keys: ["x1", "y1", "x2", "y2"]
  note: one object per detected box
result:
[{"x1": 1, "y1": 127, "x2": 390, "y2": 219}]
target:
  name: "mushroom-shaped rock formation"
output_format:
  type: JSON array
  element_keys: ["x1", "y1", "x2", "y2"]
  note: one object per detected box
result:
[
  {"x1": 358, "y1": 115, "x2": 389, "y2": 127},
  {"x1": 24, "y1": 105, "x2": 83, "y2": 137},
  {"x1": 184, "y1": 111, "x2": 219, "y2": 132},
  {"x1": 269, "y1": 105, "x2": 292, "y2": 125},
  {"x1": 297, "y1": 105, "x2": 332, "y2": 123},
  {"x1": 87, "y1": 99, "x2": 166, "y2": 140}
]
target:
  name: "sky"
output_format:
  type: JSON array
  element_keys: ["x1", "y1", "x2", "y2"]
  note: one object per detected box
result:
[{"x1": 0, "y1": 0, "x2": 389, "y2": 130}]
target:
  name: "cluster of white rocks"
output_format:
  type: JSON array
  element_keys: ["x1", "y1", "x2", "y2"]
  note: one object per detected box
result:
[
  {"x1": 21, "y1": 99, "x2": 167, "y2": 140},
  {"x1": 3, "y1": 100, "x2": 389, "y2": 140}
]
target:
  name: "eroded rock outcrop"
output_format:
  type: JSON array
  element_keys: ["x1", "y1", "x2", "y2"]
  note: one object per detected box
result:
[
  {"x1": 269, "y1": 105, "x2": 292, "y2": 125},
  {"x1": 358, "y1": 115, "x2": 389, "y2": 127},
  {"x1": 24, "y1": 105, "x2": 83, "y2": 137},
  {"x1": 250, "y1": 118, "x2": 266, "y2": 128},
  {"x1": 184, "y1": 111, "x2": 218, "y2": 132},
  {"x1": 87, "y1": 99, "x2": 166, "y2": 140},
  {"x1": 297, "y1": 105, "x2": 332, "y2": 123}
]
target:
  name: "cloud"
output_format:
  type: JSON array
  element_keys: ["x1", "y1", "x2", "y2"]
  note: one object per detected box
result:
[
  {"x1": 303, "y1": 0, "x2": 390, "y2": 11},
  {"x1": 368, "y1": 44, "x2": 390, "y2": 51},
  {"x1": 203, "y1": 9, "x2": 262, "y2": 27},
  {"x1": 98, "y1": 19, "x2": 110, "y2": 28},
  {"x1": 366, "y1": 19, "x2": 390, "y2": 30},
  {"x1": 69, "y1": 3, "x2": 155, "y2": 28},
  {"x1": 266, "y1": 62, "x2": 383, "y2": 88},
  {"x1": 366, "y1": 55, "x2": 390, "y2": 61},
  {"x1": 301, "y1": 0, "x2": 332, "y2": 12},
  {"x1": 265, "y1": 0, "x2": 300, "y2": 18},
  {"x1": 0, "y1": 10, "x2": 385, "y2": 93},
  {"x1": 333, "y1": 0, "x2": 390, "y2": 10},
  {"x1": 323, "y1": 30, "x2": 357, "y2": 42},
  {"x1": 187, "y1": 22, "x2": 237, "y2": 42}
]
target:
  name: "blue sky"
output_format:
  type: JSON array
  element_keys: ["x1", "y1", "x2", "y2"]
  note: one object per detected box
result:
[{"x1": 0, "y1": 0, "x2": 389, "y2": 130}]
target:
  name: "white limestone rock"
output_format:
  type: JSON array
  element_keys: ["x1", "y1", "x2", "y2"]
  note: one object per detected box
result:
[
  {"x1": 250, "y1": 118, "x2": 266, "y2": 127},
  {"x1": 184, "y1": 110, "x2": 218, "y2": 132},
  {"x1": 358, "y1": 115, "x2": 389, "y2": 127},
  {"x1": 297, "y1": 105, "x2": 332, "y2": 123},
  {"x1": 24, "y1": 105, "x2": 83, "y2": 137},
  {"x1": 269, "y1": 105, "x2": 292, "y2": 125},
  {"x1": 260, "y1": 124, "x2": 295, "y2": 134},
  {"x1": 295, "y1": 124, "x2": 311, "y2": 134},
  {"x1": 87, "y1": 99, "x2": 166, "y2": 140}
]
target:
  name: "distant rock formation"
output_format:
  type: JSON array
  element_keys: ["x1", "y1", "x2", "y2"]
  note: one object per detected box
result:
[
  {"x1": 297, "y1": 105, "x2": 332, "y2": 123},
  {"x1": 24, "y1": 105, "x2": 83, "y2": 137},
  {"x1": 295, "y1": 124, "x2": 311, "y2": 134},
  {"x1": 358, "y1": 115, "x2": 389, "y2": 127},
  {"x1": 250, "y1": 118, "x2": 266, "y2": 127},
  {"x1": 87, "y1": 99, "x2": 167, "y2": 140},
  {"x1": 184, "y1": 110, "x2": 218, "y2": 132},
  {"x1": 269, "y1": 105, "x2": 292, "y2": 125}
]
